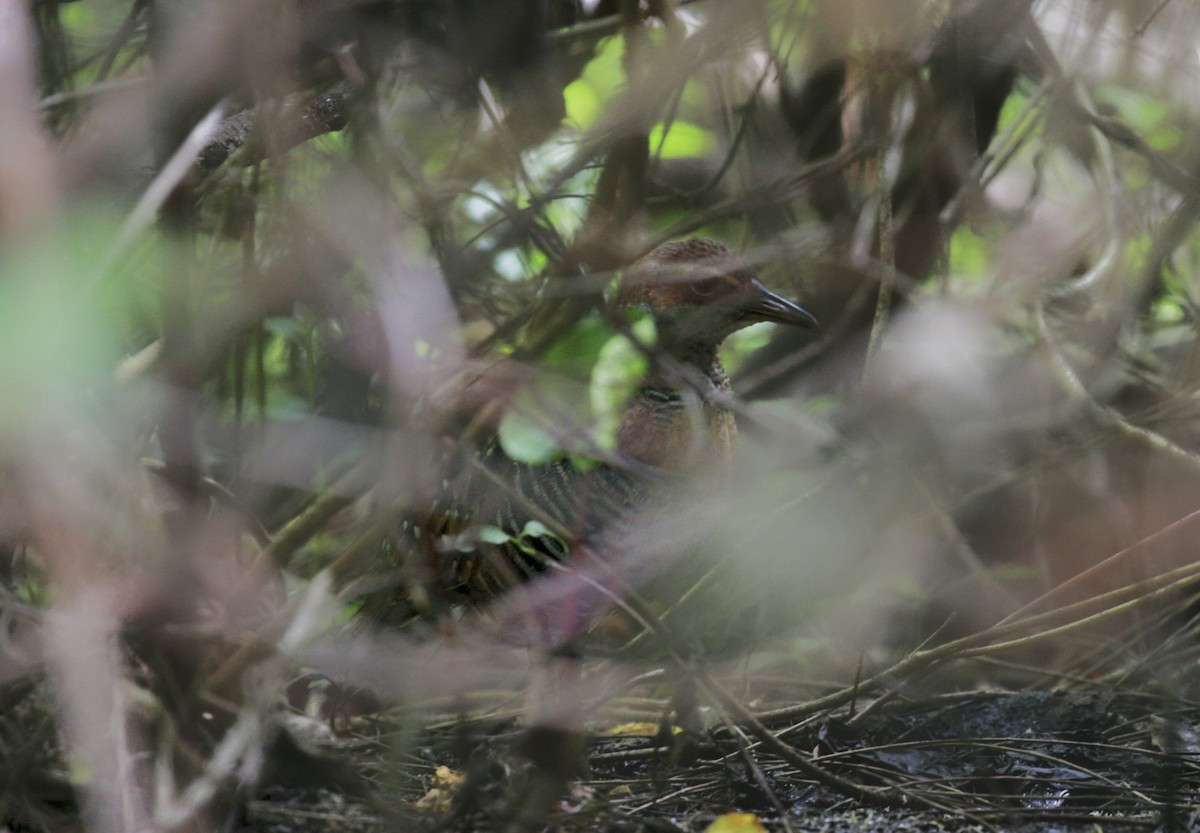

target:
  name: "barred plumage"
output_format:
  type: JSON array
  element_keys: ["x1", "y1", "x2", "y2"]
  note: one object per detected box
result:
[{"x1": 398, "y1": 238, "x2": 818, "y2": 608}]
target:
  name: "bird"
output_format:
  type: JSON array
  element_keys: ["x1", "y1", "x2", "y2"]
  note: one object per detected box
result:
[
  {"x1": 608, "y1": 237, "x2": 818, "y2": 471},
  {"x1": 357, "y1": 238, "x2": 819, "y2": 827},
  {"x1": 372, "y1": 238, "x2": 818, "y2": 623}
]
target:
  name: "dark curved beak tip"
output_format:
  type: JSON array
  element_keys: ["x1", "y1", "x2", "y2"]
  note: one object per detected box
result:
[{"x1": 744, "y1": 280, "x2": 820, "y2": 329}]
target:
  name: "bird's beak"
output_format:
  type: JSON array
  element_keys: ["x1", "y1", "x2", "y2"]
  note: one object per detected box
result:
[{"x1": 740, "y1": 279, "x2": 820, "y2": 329}]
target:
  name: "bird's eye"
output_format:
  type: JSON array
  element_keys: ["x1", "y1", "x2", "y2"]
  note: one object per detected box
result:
[{"x1": 690, "y1": 278, "x2": 725, "y2": 298}]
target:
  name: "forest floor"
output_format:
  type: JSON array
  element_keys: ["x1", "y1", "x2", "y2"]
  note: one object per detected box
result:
[{"x1": 235, "y1": 684, "x2": 1196, "y2": 833}]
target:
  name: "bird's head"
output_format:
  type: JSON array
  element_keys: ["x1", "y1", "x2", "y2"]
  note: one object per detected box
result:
[{"x1": 615, "y1": 238, "x2": 818, "y2": 349}]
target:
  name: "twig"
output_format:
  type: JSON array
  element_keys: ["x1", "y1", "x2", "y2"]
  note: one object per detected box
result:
[
  {"x1": 728, "y1": 723, "x2": 797, "y2": 833},
  {"x1": 1035, "y1": 303, "x2": 1200, "y2": 471},
  {"x1": 262, "y1": 465, "x2": 370, "y2": 570}
]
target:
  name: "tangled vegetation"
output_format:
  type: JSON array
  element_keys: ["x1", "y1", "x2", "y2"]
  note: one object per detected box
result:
[{"x1": 4, "y1": 1, "x2": 1200, "y2": 831}]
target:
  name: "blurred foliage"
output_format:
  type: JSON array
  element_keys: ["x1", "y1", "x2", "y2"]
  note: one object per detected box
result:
[
  {"x1": 13, "y1": 0, "x2": 1200, "y2": 830},
  {"x1": 17, "y1": 0, "x2": 1200, "y2": 661}
]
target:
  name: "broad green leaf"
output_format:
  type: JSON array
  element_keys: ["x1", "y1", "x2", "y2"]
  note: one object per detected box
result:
[
  {"x1": 497, "y1": 404, "x2": 561, "y2": 464},
  {"x1": 543, "y1": 316, "x2": 616, "y2": 378},
  {"x1": 649, "y1": 120, "x2": 714, "y2": 160},
  {"x1": 476, "y1": 525, "x2": 512, "y2": 545},
  {"x1": 563, "y1": 35, "x2": 625, "y2": 130},
  {"x1": 590, "y1": 315, "x2": 654, "y2": 451},
  {"x1": 564, "y1": 78, "x2": 602, "y2": 130},
  {"x1": 520, "y1": 520, "x2": 552, "y2": 538},
  {"x1": 497, "y1": 376, "x2": 591, "y2": 463},
  {"x1": 949, "y1": 227, "x2": 990, "y2": 280}
]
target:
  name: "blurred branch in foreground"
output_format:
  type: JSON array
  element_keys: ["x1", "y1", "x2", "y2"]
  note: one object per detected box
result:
[{"x1": 5, "y1": 1, "x2": 1200, "y2": 831}]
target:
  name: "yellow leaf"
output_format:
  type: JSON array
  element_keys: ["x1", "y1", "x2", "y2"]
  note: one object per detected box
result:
[
  {"x1": 705, "y1": 812, "x2": 768, "y2": 833},
  {"x1": 602, "y1": 721, "x2": 682, "y2": 737},
  {"x1": 602, "y1": 721, "x2": 660, "y2": 736},
  {"x1": 415, "y1": 766, "x2": 466, "y2": 814}
]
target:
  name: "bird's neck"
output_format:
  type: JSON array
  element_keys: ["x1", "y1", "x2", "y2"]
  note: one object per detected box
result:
[
  {"x1": 617, "y1": 341, "x2": 736, "y2": 470},
  {"x1": 645, "y1": 340, "x2": 729, "y2": 396}
]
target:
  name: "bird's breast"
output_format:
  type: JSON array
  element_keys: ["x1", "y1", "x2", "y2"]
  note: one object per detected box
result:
[{"x1": 616, "y1": 387, "x2": 736, "y2": 470}]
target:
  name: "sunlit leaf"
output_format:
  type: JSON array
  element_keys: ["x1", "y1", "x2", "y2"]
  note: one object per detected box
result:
[
  {"x1": 949, "y1": 227, "x2": 990, "y2": 280},
  {"x1": 994, "y1": 88, "x2": 1040, "y2": 140},
  {"x1": 564, "y1": 78, "x2": 602, "y2": 130},
  {"x1": 563, "y1": 34, "x2": 625, "y2": 130},
  {"x1": 602, "y1": 722, "x2": 680, "y2": 736},
  {"x1": 498, "y1": 404, "x2": 561, "y2": 464},
  {"x1": 590, "y1": 315, "x2": 654, "y2": 451},
  {"x1": 722, "y1": 322, "x2": 774, "y2": 373},
  {"x1": 1152, "y1": 296, "x2": 1185, "y2": 325},
  {"x1": 705, "y1": 813, "x2": 767, "y2": 833},
  {"x1": 649, "y1": 120, "x2": 714, "y2": 160},
  {"x1": 476, "y1": 525, "x2": 512, "y2": 545},
  {"x1": 520, "y1": 520, "x2": 552, "y2": 538}
]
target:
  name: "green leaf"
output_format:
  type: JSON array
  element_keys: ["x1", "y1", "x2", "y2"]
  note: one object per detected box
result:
[
  {"x1": 542, "y1": 316, "x2": 616, "y2": 378},
  {"x1": 590, "y1": 315, "x2": 654, "y2": 451},
  {"x1": 521, "y1": 520, "x2": 552, "y2": 538},
  {"x1": 1152, "y1": 296, "x2": 1184, "y2": 325},
  {"x1": 476, "y1": 525, "x2": 512, "y2": 545},
  {"x1": 721, "y1": 322, "x2": 773, "y2": 374},
  {"x1": 564, "y1": 78, "x2": 602, "y2": 130},
  {"x1": 497, "y1": 404, "x2": 561, "y2": 464},
  {"x1": 649, "y1": 120, "x2": 714, "y2": 160},
  {"x1": 497, "y1": 369, "x2": 593, "y2": 463},
  {"x1": 0, "y1": 211, "x2": 128, "y2": 433},
  {"x1": 563, "y1": 35, "x2": 626, "y2": 130},
  {"x1": 994, "y1": 89, "x2": 1040, "y2": 140},
  {"x1": 60, "y1": 3, "x2": 96, "y2": 34},
  {"x1": 1148, "y1": 123, "x2": 1183, "y2": 152},
  {"x1": 1097, "y1": 86, "x2": 1181, "y2": 153},
  {"x1": 949, "y1": 227, "x2": 990, "y2": 280}
]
